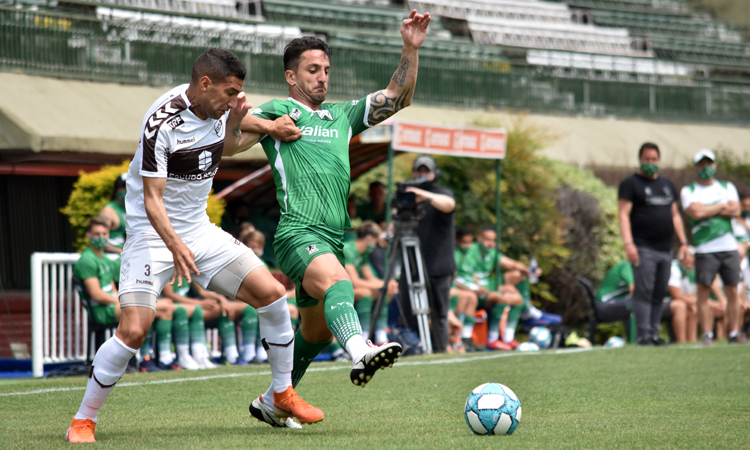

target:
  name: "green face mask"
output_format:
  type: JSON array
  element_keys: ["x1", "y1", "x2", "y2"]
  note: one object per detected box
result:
[
  {"x1": 742, "y1": 211, "x2": 749, "y2": 219},
  {"x1": 697, "y1": 166, "x2": 716, "y2": 180},
  {"x1": 640, "y1": 163, "x2": 659, "y2": 176},
  {"x1": 90, "y1": 237, "x2": 108, "y2": 250},
  {"x1": 366, "y1": 244, "x2": 375, "y2": 253},
  {"x1": 479, "y1": 243, "x2": 493, "y2": 253},
  {"x1": 117, "y1": 190, "x2": 127, "y2": 202}
]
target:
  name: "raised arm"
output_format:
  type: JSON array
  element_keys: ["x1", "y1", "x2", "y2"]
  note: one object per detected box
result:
[
  {"x1": 367, "y1": 10, "x2": 430, "y2": 126},
  {"x1": 223, "y1": 92, "x2": 259, "y2": 157}
]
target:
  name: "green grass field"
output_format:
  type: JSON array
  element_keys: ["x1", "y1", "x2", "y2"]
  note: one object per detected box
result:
[{"x1": 1, "y1": 344, "x2": 749, "y2": 449}]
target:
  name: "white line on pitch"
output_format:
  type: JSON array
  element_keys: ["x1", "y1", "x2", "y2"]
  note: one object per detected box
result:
[{"x1": 0, "y1": 347, "x2": 598, "y2": 398}]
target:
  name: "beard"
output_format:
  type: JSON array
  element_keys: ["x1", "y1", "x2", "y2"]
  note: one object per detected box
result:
[{"x1": 309, "y1": 90, "x2": 327, "y2": 104}]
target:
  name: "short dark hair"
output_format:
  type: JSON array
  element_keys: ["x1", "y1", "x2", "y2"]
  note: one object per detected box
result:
[
  {"x1": 87, "y1": 216, "x2": 110, "y2": 233},
  {"x1": 369, "y1": 181, "x2": 386, "y2": 190},
  {"x1": 110, "y1": 173, "x2": 127, "y2": 200},
  {"x1": 283, "y1": 36, "x2": 331, "y2": 71},
  {"x1": 356, "y1": 220, "x2": 381, "y2": 239},
  {"x1": 456, "y1": 227, "x2": 473, "y2": 240},
  {"x1": 191, "y1": 48, "x2": 246, "y2": 84},
  {"x1": 480, "y1": 225, "x2": 496, "y2": 234},
  {"x1": 639, "y1": 142, "x2": 660, "y2": 158}
]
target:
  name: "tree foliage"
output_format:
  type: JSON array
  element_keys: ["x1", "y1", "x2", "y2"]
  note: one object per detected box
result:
[{"x1": 61, "y1": 161, "x2": 226, "y2": 251}]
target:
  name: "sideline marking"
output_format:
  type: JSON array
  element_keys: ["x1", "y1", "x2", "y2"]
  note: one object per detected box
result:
[{"x1": 0, "y1": 347, "x2": 601, "y2": 397}]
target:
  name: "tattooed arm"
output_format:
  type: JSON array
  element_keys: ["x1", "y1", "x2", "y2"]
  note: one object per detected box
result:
[
  {"x1": 368, "y1": 10, "x2": 431, "y2": 126},
  {"x1": 223, "y1": 92, "x2": 260, "y2": 157}
]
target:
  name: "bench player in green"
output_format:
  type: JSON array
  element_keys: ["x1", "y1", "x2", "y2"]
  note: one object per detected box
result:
[
  {"x1": 241, "y1": 10, "x2": 431, "y2": 425},
  {"x1": 100, "y1": 173, "x2": 127, "y2": 254}
]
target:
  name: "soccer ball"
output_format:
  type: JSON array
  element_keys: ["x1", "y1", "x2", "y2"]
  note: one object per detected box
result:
[
  {"x1": 528, "y1": 326, "x2": 552, "y2": 349},
  {"x1": 604, "y1": 336, "x2": 625, "y2": 348},
  {"x1": 464, "y1": 383, "x2": 522, "y2": 435},
  {"x1": 516, "y1": 342, "x2": 540, "y2": 352}
]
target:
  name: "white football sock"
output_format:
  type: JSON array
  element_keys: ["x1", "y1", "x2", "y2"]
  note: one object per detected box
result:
[
  {"x1": 488, "y1": 330, "x2": 500, "y2": 343},
  {"x1": 176, "y1": 344, "x2": 191, "y2": 362},
  {"x1": 503, "y1": 328, "x2": 516, "y2": 343},
  {"x1": 191, "y1": 342, "x2": 207, "y2": 360},
  {"x1": 345, "y1": 334, "x2": 370, "y2": 362},
  {"x1": 374, "y1": 329, "x2": 388, "y2": 345},
  {"x1": 75, "y1": 336, "x2": 136, "y2": 423},
  {"x1": 159, "y1": 350, "x2": 174, "y2": 365},
  {"x1": 241, "y1": 344, "x2": 256, "y2": 363},
  {"x1": 225, "y1": 344, "x2": 239, "y2": 364},
  {"x1": 462, "y1": 324, "x2": 474, "y2": 339},
  {"x1": 257, "y1": 296, "x2": 293, "y2": 393},
  {"x1": 521, "y1": 304, "x2": 542, "y2": 320}
]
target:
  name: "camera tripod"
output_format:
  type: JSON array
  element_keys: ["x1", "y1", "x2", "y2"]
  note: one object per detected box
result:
[{"x1": 369, "y1": 217, "x2": 433, "y2": 354}]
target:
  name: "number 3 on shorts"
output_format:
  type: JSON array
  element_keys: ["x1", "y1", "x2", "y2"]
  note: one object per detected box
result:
[{"x1": 144, "y1": 264, "x2": 151, "y2": 276}]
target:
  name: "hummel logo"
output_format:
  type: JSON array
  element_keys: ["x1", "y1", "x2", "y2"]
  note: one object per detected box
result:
[
  {"x1": 307, "y1": 244, "x2": 319, "y2": 255},
  {"x1": 314, "y1": 110, "x2": 333, "y2": 121}
]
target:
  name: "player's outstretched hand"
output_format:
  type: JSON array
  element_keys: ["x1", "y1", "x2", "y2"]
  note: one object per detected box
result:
[
  {"x1": 168, "y1": 240, "x2": 200, "y2": 287},
  {"x1": 401, "y1": 10, "x2": 430, "y2": 49},
  {"x1": 269, "y1": 115, "x2": 302, "y2": 142},
  {"x1": 228, "y1": 92, "x2": 251, "y2": 128}
]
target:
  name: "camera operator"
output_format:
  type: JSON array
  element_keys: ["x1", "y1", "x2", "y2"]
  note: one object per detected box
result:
[{"x1": 398, "y1": 155, "x2": 456, "y2": 353}]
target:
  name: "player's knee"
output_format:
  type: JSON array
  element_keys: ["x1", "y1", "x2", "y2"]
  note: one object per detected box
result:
[{"x1": 116, "y1": 322, "x2": 150, "y2": 348}]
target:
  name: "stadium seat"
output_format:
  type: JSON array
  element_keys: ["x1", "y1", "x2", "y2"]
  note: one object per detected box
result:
[{"x1": 73, "y1": 277, "x2": 118, "y2": 365}]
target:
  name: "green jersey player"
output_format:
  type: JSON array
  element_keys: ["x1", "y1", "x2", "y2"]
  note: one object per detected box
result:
[{"x1": 241, "y1": 10, "x2": 431, "y2": 422}]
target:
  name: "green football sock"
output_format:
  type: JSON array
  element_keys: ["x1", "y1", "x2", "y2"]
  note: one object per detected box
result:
[
  {"x1": 241, "y1": 306, "x2": 258, "y2": 348},
  {"x1": 173, "y1": 306, "x2": 189, "y2": 347},
  {"x1": 505, "y1": 304, "x2": 523, "y2": 342},
  {"x1": 291, "y1": 328, "x2": 331, "y2": 388},
  {"x1": 323, "y1": 280, "x2": 362, "y2": 347},
  {"x1": 450, "y1": 294, "x2": 459, "y2": 312},
  {"x1": 155, "y1": 319, "x2": 173, "y2": 363},
  {"x1": 139, "y1": 324, "x2": 153, "y2": 358},
  {"x1": 218, "y1": 313, "x2": 238, "y2": 348},
  {"x1": 517, "y1": 280, "x2": 532, "y2": 313},
  {"x1": 463, "y1": 312, "x2": 475, "y2": 326},
  {"x1": 355, "y1": 296, "x2": 373, "y2": 335},
  {"x1": 189, "y1": 306, "x2": 205, "y2": 344}
]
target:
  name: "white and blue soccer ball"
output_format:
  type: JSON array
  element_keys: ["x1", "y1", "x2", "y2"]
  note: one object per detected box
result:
[
  {"x1": 464, "y1": 383, "x2": 522, "y2": 436},
  {"x1": 604, "y1": 336, "x2": 625, "y2": 348},
  {"x1": 516, "y1": 342, "x2": 540, "y2": 352},
  {"x1": 528, "y1": 326, "x2": 552, "y2": 349}
]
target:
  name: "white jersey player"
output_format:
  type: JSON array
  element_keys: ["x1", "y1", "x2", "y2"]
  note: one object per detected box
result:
[{"x1": 66, "y1": 49, "x2": 323, "y2": 444}]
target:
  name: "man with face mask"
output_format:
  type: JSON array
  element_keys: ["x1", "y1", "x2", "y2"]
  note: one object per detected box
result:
[
  {"x1": 618, "y1": 142, "x2": 688, "y2": 346},
  {"x1": 681, "y1": 149, "x2": 744, "y2": 344},
  {"x1": 100, "y1": 173, "x2": 128, "y2": 254}
]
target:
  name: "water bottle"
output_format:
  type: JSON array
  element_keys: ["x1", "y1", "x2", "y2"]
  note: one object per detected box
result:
[{"x1": 528, "y1": 257, "x2": 539, "y2": 285}]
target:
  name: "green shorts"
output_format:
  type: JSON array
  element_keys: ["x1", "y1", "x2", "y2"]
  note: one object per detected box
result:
[
  {"x1": 274, "y1": 229, "x2": 345, "y2": 309},
  {"x1": 91, "y1": 303, "x2": 117, "y2": 325}
]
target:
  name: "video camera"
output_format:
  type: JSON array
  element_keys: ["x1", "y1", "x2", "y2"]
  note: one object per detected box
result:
[{"x1": 392, "y1": 176, "x2": 435, "y2": 221}]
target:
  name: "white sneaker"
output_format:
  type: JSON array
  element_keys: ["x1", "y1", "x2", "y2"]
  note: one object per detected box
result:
[
  {"x1": 249, "y1": 396, "x2": 303, "y2": 428},
  {"x1": 196, "y1": 354, "x2": 218, "y2": 369},
  {"x1": 178, "y1": 353, "x2": 201, "y2": 370},
  {"x1": 350, "y1": 341, "x2": 402, "y2": 387}
]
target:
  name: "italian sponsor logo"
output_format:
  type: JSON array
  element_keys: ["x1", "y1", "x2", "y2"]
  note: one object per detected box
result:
[
  {"x1": 168, "y1": 115, "x2": 185, "y2": 129},
  {"x1": 214, "y1": 120, "x2": 223, "y2": 136},
  {"x1": 300, "y1": 126, "x2": 338, "y2": 138},
  {"x1": 168, "y1": 167, "x2": 219, "y2": 181},
  {"x1": 198, "y1": 150, "x2": 212, "y2": 171},
  {"x1": 307, "y1": 244, "x2": 319, "y2": 255},
  {"x1": 136, "y1": 279, "x2": 154, "y2": 286},
  {"x1": 177, "y1": 137, "x2": 196, "y2": 145},
  {"x1": 289, "y1": 108, "x2": 301, "y2": 121}
]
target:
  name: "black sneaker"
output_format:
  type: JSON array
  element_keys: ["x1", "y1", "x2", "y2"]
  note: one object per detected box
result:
[
  {"x1": 156, "y1": 361, "x2": 182, "y2": 371},
  {"x1": 636, "y1": 337, "x2": 654, "y2": 346},
  {"x1": 139, "y1": 357, "x2": 163, "y2": 372},
  {"x1": 728, "y1": 334, "x2": 747, "y2": 344},
  {"x1": 651, "y1": 337, "x2": 670, "y2": 346},
  {"x1": 350, "y1": 341, "x2": 402, "y2": 387}
]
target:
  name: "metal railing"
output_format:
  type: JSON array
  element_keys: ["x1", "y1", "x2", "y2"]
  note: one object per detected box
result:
[{"x1": 3, "y1": 6, "x2": 750, "y2": 123}]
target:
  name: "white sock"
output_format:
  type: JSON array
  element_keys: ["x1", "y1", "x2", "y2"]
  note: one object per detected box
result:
[
  {"x1": 256, "y1": 344, "x2": 268, "y2": 362},
  {"x1": 345, "y1": 335, "x2": 370, "y2": 363},
  {"x1": 191, "y1": 342, "x2": 208, "y2": 361},
  {"x1": 263, "y1": 385, "x2": 274, "y2": 409},
  {"x1": 159, "y1": 350, "x2": 174, "y2": 365},
  {"x1": 176, "y1": 344, "x2": 191, "y2": 362},
  {"x1": 257, "y1": 296, "x2": 293, "y2": 393},
  {"x1": 462, "y1": 324, "x2": 474, "y2": 339},
  {"x1": 225, "y1": 344, "x2": 239, "y2": 364},
  {"x1": 374, "y1": 329, "x2": 388, "y2": 344},
  {"x1": 729, "y1": 330, "x2": 738, "y2": 339},
  {"x1": 521, "y1": 304, "x2": 542, "y2": 320},
  {"x1": 241, "y1": 344, "x2": 256, "y2": 362},
  {"x1": 75, "y1": 336, "x2": 136, "y2": 423},
  {"x1": 503, "y1": 328, "x2": 516, "y2": 343},
  {"x1": 488, "y1": 330, "x2": 500, "y2": 343}
]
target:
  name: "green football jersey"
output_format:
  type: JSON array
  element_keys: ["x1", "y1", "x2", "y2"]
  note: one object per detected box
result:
[
  {"x1": 74, "y1": 247, "x2": 117, "y2": 296},
  {"x1": 105, "y1": 200, "x2": 126, "y2": 249},
  {"x1": 455, "y1": 243, "x2": 500, "y2": 291},
  {"x1": 251, "y1": 96, "x2": 372, "y2": 237},
  {"x1": 343, "y1": 240, "x2": 370, "y2": 275},
  {"x1": 595, "y1": 261, "x2": 633, "y2": 303}
]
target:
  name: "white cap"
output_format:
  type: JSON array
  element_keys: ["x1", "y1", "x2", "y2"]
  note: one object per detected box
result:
[{"x1": 693, "y1": 149, "x2": 715, "y2": 165}]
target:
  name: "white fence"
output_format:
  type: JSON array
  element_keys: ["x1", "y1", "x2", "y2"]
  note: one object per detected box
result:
[
  {"x1": 31, "y1": 252, "x2": 87, "y2": 378},
  {"x1": 31, "y1": 252, "x2": 224, "y2": 378}
]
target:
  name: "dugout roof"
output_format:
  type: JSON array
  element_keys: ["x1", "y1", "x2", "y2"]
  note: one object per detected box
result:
[{"x1": 2, "y1": 71, "x2": 750, "y2": 179}]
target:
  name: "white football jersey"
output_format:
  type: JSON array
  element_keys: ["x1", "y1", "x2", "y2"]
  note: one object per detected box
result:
[{"x1": 125, "y1": 84, "x2": 228, "y2": 238}]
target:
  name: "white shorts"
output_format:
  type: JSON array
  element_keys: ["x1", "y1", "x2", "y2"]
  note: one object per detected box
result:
[{"x1": 118, "y1": 224, "x2": 262, "y2": 300}]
